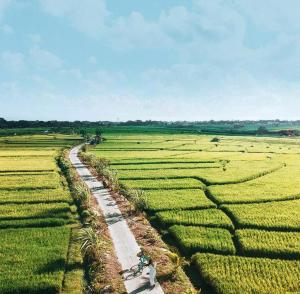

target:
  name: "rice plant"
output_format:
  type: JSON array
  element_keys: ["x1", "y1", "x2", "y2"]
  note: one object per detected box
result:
[
  {"x1": 156, "y1": 208, "x2": 233, "y2": 229},
  {"x1": 169, "y1": 225, "x2": 235, "y2": 255},
  {"x1": 192, "y1": 253, "x2": 300, "y2": 293}
]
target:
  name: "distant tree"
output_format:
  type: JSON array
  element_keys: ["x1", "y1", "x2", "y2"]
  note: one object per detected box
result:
[
  {"x1": 0, "y1": 118, "x2": 7, "y2": 128},
  {"x1": 79, "y1": 129, "x2": 87, "y2": 138},
  {"x1": 278, "y1": 129, "x2": 299, "y2": 137},
  {"x1": 95, "y1": 128, "x2": 102, "y2": 136},
  {"x1": 257, "y1": 126, "x2": 268, "y2": 134},
  {"x1": 93, "y1": 128, "x2": 103, "y2": 144}
]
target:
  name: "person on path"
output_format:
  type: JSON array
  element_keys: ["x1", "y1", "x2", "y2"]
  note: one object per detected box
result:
[
  {"x1": 147, "y1": 258, "x2": 157, "y2": 289},
  {"x1": 137, "y1": 249, "x2": 149, "y2": 266}
]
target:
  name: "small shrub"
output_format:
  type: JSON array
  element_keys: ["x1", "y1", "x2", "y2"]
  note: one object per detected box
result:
[{"x1": 211, "y1": 137, "x2": 220, "y2": 142}]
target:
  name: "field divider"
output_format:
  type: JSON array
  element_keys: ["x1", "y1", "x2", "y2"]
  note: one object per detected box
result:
[
  {"x1": 70, "y1": 145, "x2": 165, "y2": 294},
  {"x1": 205, "y1": 163, "x2": 284, "y2": 186},
  {"x1": 111, "y1": 160, "x2": 216, "y2": 165},
  {"x1": 0, "y1": 186, "x2": 57, "y2": 191},
  {"x1": 117, "y1": 166, "x2": 220, "y2": 171},
  {"x1": 202, "y1": 187, "x2": 240, "y2": 255},
  {"x1": 0, "y1": 169, "x2": 55, "y2": 173},
  {"x1": 0, "y1": 199, "x2": 73, "y2": 205},
  {"x1": 211, "y1": 194, "x2": 300, "y2": 205}
]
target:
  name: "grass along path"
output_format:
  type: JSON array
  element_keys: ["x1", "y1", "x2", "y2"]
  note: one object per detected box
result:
[{"x1": 69, "y1": 145, "x2": 164, "y2": 294}]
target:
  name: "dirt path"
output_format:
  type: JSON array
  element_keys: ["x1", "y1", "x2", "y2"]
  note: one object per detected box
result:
[{"x1": 69, "y1": 146, "x2": 164, "y2": 294}]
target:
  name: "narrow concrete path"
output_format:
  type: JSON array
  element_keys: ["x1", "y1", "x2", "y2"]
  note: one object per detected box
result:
[{"x1": 69, "y1": 146, "x2": 164, "y2": 294}]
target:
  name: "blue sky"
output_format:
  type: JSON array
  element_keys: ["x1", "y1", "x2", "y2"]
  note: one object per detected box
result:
[{"x1": 1, "y1": 0, "x2": 300, "y2": 121}]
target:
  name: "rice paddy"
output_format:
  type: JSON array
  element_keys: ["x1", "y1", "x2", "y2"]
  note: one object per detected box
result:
[
  {"x1": 90, "y1": 132, "x2": 300, "y2": 293},
  {"x1": 192, "y1": 253, "x2": 300, "y2": 293},
  {"x1": 223, "y1": 199, "x2": 300, "y2": 231},
  {"x1": 142, "y1": 189, "x2": 215, "y2": 211},
  {"x1": 0, "y1": 227, "x2": 70, "y2": 293},
  {"x1": 236, "y1": 229, "x2": 300, "y2": 259},
  {"x1": 156, "y1": 209, "x2": 233, "y2": 229},
  {"x1": 0, "y1": 134, "x2": 83, "y2": 293},
  {"x1": 169, "y1": 225, "x2": 236, "y2": 255}
]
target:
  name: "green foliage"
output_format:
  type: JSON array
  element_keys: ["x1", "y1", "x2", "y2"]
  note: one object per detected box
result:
[
  {"x1": 62, "y1": 229, "x2": 84, "y2": 294},
  {"x1": 223, "y1": 199, "x2": 300, "y2": 231},
  {"x1": 170, "y1": 225, "x2": 235, "y2": 255},
  {"x1": 0, "y1": 156, "x2": 57, "y2": 172},
  {"x1": 0, "y1": 134, "x2": 84, "y2": 293},
  {"x1": 236, "y1": 229, "x2": 300, "y2": 259},
  {"x1": 77, "y1": 227, "x2": 102, "y2": 261},
  {"x1": 122, "y1": 188, "x2": 147, "y2": 212},
  {"x1": 0, "y1": 227, "x2": 71, "y2": 294},
  {"x1": 116, "y1": 160, "x2": 282, "y2": 185},
  {"x1": 79, "y1": 129, "x2": 87, "y2": 138},
  {"x1": 88, "y1": 131, "x2": 300, "y2": 292},
  {"x1": 0, "y1": 202, "x2": 72, "y2": 220},
  {"x1": 95, "y1": 128, "x2": 102, "y2": 136},
  {"x1": 121, "y1": 178, "x2": 205, "y2": 190},
  {"x1": 209, "y1": 161, "x2": 300, "y2": 204},
  {"x1": 165, "y1": 251, "x2": 187, "y2": 277},
  {"x1": 0, "y1": 188, "x2": 72, "y2": 204},
  {"x1": 142, "y1": 189, "x2": 215, "y2": 211},
  {"x1": 113, "y1": 161, "x2": 219, "y2": 170},
  {"x1": 210, "y1": 137, "x2": 220, "y2": 142},
  {"x1": 0, "y1": 172, "x2": 62, "y2": 190},
  {"x1": 72, "y1": 182, "x2": 90, "y2": 209},
  {"x1": 156, "y1": 209, "x2": 233, "y2": 229},
  {"x1": 192, "y1": 253, "x2": 300, "y2": 293},
  {"x1": 80, "y1": 152, "x2": 120, "y2": 191}
]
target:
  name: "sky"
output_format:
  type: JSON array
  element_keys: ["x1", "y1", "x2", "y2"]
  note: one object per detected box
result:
[{"x1": 1, "y1": 0, "x2": 300, "y2": 121}]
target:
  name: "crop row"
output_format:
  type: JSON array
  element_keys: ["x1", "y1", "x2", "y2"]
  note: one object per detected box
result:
[
  {"x1": 0, "y1": 150, "x2": 56, "y2": 157},
  {"x1": 92, "y1": 149, "x2": 189, "y2": 161},
  {"x1": 0, "y1": 157, "x2": 57, "y2": 172},
  {"x1": 222, "y1": 199, "x2": 300, "y2": 231},
  {"x1": 110, "y1": 158, "x2": 217, "y2": 165},
  {"x1": 111, "y1": 162, "x2": 220, "y2": 170},
  {"x1": 0, "y1": 202, "x2": 73, "y2": 221},
  {"x1": 121, "y1": 178, "x2": 205, "y2": 190},
  {"x1": 209, "y1": 160, "x2": 300, "y2": 204},
  {"x1": 192, "y1": 253, "x2": 300, "y2": 293},
  {"x1": 0, "y1": 134, "x2": 83, "y2": 294},
  {"x1": 142, "y1": 189, "x2": 215, "y2": 211},
  {"x1": 156, "y1": 208, "x2": 233, "y2": 229},
  {"x1": 117, "y1": 160, "x2": 282, "y2": 185},
  {"x1": 0, "y1": 227, "x2": 70, "y2": 293},
  {"x1": 92, "y1": 133, "x2": 300, "y2": 293},
  {"x1": 236, "y1": 229, "x2": 300, "y2": 259},
  {"x1": 0, "y1": 187, "x2": 72, "y2": 204},
  {"x1": 169, "y1": 225, "x2": 235, "y2": 256},
  {"x1": 0, "y1": 172, "x2": 63, "y2": 190}
]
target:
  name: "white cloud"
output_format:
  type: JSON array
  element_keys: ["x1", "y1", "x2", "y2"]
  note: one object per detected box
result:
[
  {"x1": 36, "y1": 0, "x2": 300, "y2": 73},
  {"x1": 237, "y1": 0, "x2": 300, "y2": 33},
  {"x1": 107, "y1": 12, "x2": 172, "y2": 50},
  {"x1": 39, "y1": 0, "x2": 108, "y2": 38},
  {"x1": 1, "y1": 51, "x2": 24, "y2": 72},
  {"x1": 29, "y1": 46, "x2": 62, "y2": 70},
  {"x1": 38, "y1": 0, "x2": 246, "y2": 52},
  {"x1": 3, "y1": 0, "x2": 300, "y2": 121}
]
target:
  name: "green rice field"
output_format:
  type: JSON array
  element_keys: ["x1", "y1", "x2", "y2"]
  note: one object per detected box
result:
[
  {"x1": 0, "y1": 134, "x2": 83, "y2": 293},
  {"x1": 90, "y1": 132, "x2": 300, "y2": 293}
]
